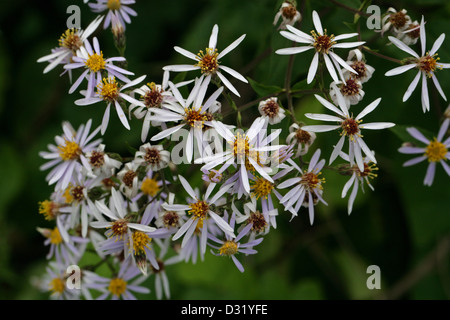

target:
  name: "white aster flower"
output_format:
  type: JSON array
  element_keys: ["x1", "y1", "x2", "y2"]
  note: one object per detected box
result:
[
  {"x1": 258, "y1": 97, "x2": 286, "y2": 124},
  {"x1": 75, "y1": 75, "x2": 146, "y2": 134},
  {"x1": 398, "y1": 118, "x2": 450, "y2": 186},
  {"x1": 339, "y1": 151, "x2": 378, "y2": 215},
  {"x1": 134, "y1": 143, "x2": 171, "y2": 171},
  {"x1": 129, "y1": 71, "x2": 192, "y2": 142},
  {"x1": 64, "y1": 37, "x2": 134, "y2": 98},
  {"x1": 88, "y1": 0, "x2": 137, "y2": 30},
  {"x1": 273, "y1": 1, "x2": 302, "y2": 30},
  {"x1": 384, "y1": 16, "x2": 449, "y2": 113},
  {"x1": 39, "y1": 119, "x2": 102, "y2": 191},
  {"x1": 278, "y1": 148, "x2": 327, "y2": 224},
  {"x1": 37, "y1": 15, "x2": 104, "y2": 75},
  {"x1": 397, "y1": 20, "x2": 421, "y2": 46},
  {"x1": 149, "y1": 77, "x2": 223, "y2": 163},
  {"x1": 163, "y1": 24, "x2": 248, "y2": 97},
  {"x1": 166, "y1": 175, "x2": 235, "y2": 254},
  {"x1": 116, "y1": 162, "x2": 140, "y2": 199},
  {"x1": 196, "y1": 117, "x2": 283, "y2": 195},
  {"x1": 329, "y1": 77, "x2": 365, "y2": 108},
  {"x1": 90, "y1": 188, "x2": 156, "y2": 248},
  {"x1": 84, "y1": 144, "x2": 122, "y2": 178},
  {"x1": 302, "y1": 88, "x2": 395, "y2": 172},
  {"x1": 276, "y1": 10, "x2": 365, "y2": 84},
  {"x1": 379, "y1": 8, "x2": 411, "y2": 37},
  {"x1": 343, "y1": 49, "x2": 375, "y2": 84},
  {"x1": 286, "y1": 123, "x2": 316, "y2": 158}
]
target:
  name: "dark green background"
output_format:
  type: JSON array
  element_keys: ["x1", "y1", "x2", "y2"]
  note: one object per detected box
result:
[{"x1": 0, "y1": 0, "x2": 449, "y2": 299}]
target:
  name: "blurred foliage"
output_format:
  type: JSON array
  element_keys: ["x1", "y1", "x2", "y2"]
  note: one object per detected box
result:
[{"x1": 0, "y1": 0, "x2": 449, "y2": 300}]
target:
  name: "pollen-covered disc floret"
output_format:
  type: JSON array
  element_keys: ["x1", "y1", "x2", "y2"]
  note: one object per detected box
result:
[
  {"x1": 188, "y1": 200, "x2": 210, "y2": 221},
  {"x1": 184, "y1": 107, "x2": 207, "y2": 128},
  {"x1": 108, "y1": 277, "x2": 127, "y2": 297},
  {"x1": 251, "y1": 177, "x2": 274, "y2": 200},
  {"x1": 59, "y1": 28, "x2": 83, "y2": 52},
  {"x1": 417, "y1": 53, "x2": 442, "y2": 77},
  {"x1": 311, "y1": 30, "x2": 336, "y2": 54},
  {"x1": 97, "y1": 77, "x2": 120, "y2": 102},
  {"x1": 219, "y1": 240, "x2": 238, "y2": 256},
  {"x1": 425, "y1": 139, "x2": 447, "y2": 162},
  {"x1": 196, "y1": 48, "x2": 220, "y2": 75}
]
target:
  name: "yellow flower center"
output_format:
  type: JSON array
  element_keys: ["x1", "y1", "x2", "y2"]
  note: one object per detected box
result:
[
  {"x1": 49, "y1": 227, "x2": 63, "y2": 245},
  {"x1": 49, "y1": 277, "x2": 65, "y2": 295},
  {"x1": 300, "y1": 171, "x2": 325, "y2": 191},
  {"x1": 425, "y1": 139, "x2": 447, "y2": 162},
  {"x1": 141, "y1": 177, "x2": 160, "y2": 197},
  {"x1": 107, "y1": 0, "x2": 121, "y2": 10},
  {"x1": 251, "y1": 177, "x2": 274, "y2": 200},
  {"x1": 184, "y1": 107, "x2": 207, "y2": 129},
  {"x1": 59, "y1": 28, "x2": 82, "y2": 52},
  {"x1": 38, "y1": 200, "x2": 57, "y2": 221},
  {"x1": 131, "y1": 231, "x2": 151, "y2": 255},
  {"x1": 97, "y1": 77, "x2": 119, "y2": 102},
  {"x1": 219, "y1": 240, "x2": 238, "y2": 256},
  {"x1": 418, "y1": 53, "x2": 442, "y2": 77},
  {"x1": 311, "y1": 30, "x2": 336, "y2": 54},
  {"x1": 195, "y1": 48, "x2": 220, "y2": 74},
  {"x1": 341, "y1": 117, "x2": 362, "y2": 140},
  {"x1": 107, "y1": 219, "x2": 129, "y2": 240},
  {"x1": 143, "y1": 82, "x2": 164, "y2": 108},
  {"x1": 85, "y1": 52, "x2": 106, "y2": 73},
  {"x1": 355, "y1": 162, "x2": 378, "y2": 179},
  {"x1": 108, "y1": 278, "x2": 127, "y2": 297},
  {"x1": 58, "y1": 139, "x2": 81, "y2": 161},
  {"x1": 63, "y1": 185, "x2": 74, "y2": 204},
  {"x1": 188, "y1": 200, "x2": 209, "y2": 221}
]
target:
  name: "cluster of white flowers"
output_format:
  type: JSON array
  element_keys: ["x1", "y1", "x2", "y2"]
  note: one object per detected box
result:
[{"x1": 34, "y1": 1, "x2": 448, "y2": 300}]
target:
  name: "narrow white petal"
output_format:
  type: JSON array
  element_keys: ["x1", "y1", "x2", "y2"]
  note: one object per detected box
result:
[
  {"x1": 384, "y1": 64, "x2": 416, "y2": 77},
  {"x1": 312, "y1": 11, "x2": 324, "y2": 35},
  {"x1": 174, "y1": 46, "x2": 198, "y2": 61},
  {"x1": 276, "y1": 46, "x2": 314, "y2": 55},
  {"x1": 314, "y1": 94, "x2": 345, "y2": 117},
  {"x1": 421, "y1": 73, "x2": 430, "y2": 112},
  {"x1": 178, "y1": 175, "x2": 197, "y2": 200},
  {"x1": 209, "y1": 24, "x2": 219, "y2": 50},
  {"x1": 388, "y1": 36, "x2": 420, "y2": 58},
  {"x1": 403, "y1": 71, "x2": 421, "y2": 102},
  {"x1": 217, "y1": 34, "x2": 246, "y2": 59},
  {"x1": 323, "y1": 54, "x2": 339, "y2": 83},
  {"x1": 360, "y1": 122, "x2": 395, "y2": 130},
  {"x1": 430, "y1": 33, "x2": 445, "y2": 56},
  {"x1": 307, "y1": 52, "x2": 319, "y2": 84},
  {"x1": 356, "y1": 98, "x2": 382, "y2": 120},
  {"x1": 301, "y1": 124, "x2": 340, "y2": 132}
]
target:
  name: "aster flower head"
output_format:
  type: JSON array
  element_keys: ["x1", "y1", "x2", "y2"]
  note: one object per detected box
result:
[
  {"x1": 258, "y1": 97, "x2": 286, "y2": 124},
  {"x1": 134, "y1": 143, "x2": 171, "y2": 172},
  {"x1": 379, "y1": 8, "x2": 411, "y2": 37},
  {"x1": 398, "y1": 118, "x2": 450, "y2": 186},
  {"x1": 88, "y1": 0, "x2": 137, "y2": 30},
  {"x1": 129, "y1": 71, "x2": 191, "y2": 142},
  {"x1": 278, "y1": 148, "x2": 327, "y2": 224},
  {"x1": 149, "y1": 77, "x2": 223, "y2": 163},
  {"x1": 343, "y1": 49, "x2": 375, "y2": 84},
  {"x1": 385, "y1": 16, "x2": 449, "y2": 113},
  {"x1": 329, "y1": 77, "x2": 365, "y2": 108},
  {"x1": 37, "y1": 261, "x2": 82, "y2": 300},
  {"x1": 75, "y1": 75, "x2": 147, "y2": 134},
  {"x1": 163, "y1": 24, "x2": 248, "y2": 97},
  {"x1": 302, "y1": 88, "x2": 395, "y2": 173},
  {"x1": 37, "y1": 15, "x2": 104, "y2": 75},
  {"x1": 275, "y1": 10, "x2": 365, "y2": 84},
  {"x1": 208, "y1": 211, "x2": 263, "y2": 273},
  {"x1": 286, "y1": 123, "x2": 316, "y2": 158},
  {"x1": 339, "y1": 151, "x2": 378, "y2": 215},
  {"x1": 84, "y1": 143, "x2": 122, "y2": 178},
  {"x1": 197, "y1": 117, "x2": 283, "y2": 195},
  {"x1": 165, "y1": 175, "x2": 235, "y2": 254},
  {"x1": 90, "y1": 188, "x2": 156, "y2": 246},
  {"x1": 87, "y1": 255, "x2": 150, "y2": 300},
  {"x1": 64, "y1": 37, "x2": 134, "y2": 99},
  {"x1": 39, "y1": 119, "x2": 102, "y2": 191},
  {"x1": 397, "y1": 20, "x2": 421, "y2": 46},
  {"x1": 273, "y1": 1, "x2": 302, "y2": 30}
]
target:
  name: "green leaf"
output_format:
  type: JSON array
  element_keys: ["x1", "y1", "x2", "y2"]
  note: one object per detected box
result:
[{"x1": 247, "y1": 77, "x2": 284, "y2": 97}]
